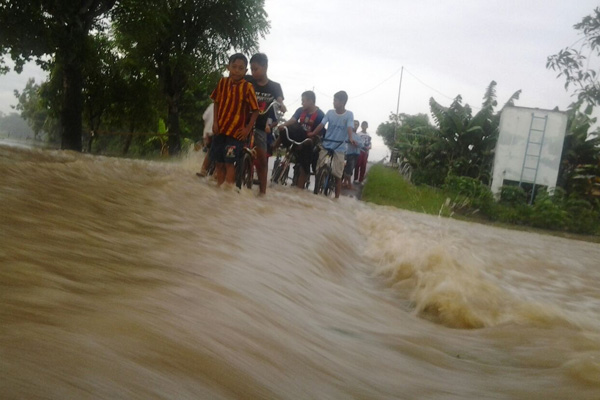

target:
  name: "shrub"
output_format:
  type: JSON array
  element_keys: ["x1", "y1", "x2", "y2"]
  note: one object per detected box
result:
[
  {"x1": 443, "y1": 175, "x2": 495, "y2": 215},
  {"x1": 412, "y1": 167, "x2": 447, "y2": 187},
  {"x1": 529, "y1": 188, "x2": 569, "y2": 230},
  {"x1": 564, "y1": 196, "x2": 600, "y2": 234},
  {"x1": 499, "y1": 185, "x2": 527, "y2": 206}
]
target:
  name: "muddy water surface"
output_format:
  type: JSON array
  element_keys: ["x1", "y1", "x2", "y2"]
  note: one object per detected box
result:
[{"x1": 1, "y1": 144, "x2": 599, "y2": 399}]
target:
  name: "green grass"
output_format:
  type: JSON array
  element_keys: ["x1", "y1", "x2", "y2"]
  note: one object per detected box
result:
[
  {"x1": 362, "y1": 164, "x2": 600, "y2": 243},
  {"x1": 362, "y1": 164, "x2": 452, "y2": 216}
]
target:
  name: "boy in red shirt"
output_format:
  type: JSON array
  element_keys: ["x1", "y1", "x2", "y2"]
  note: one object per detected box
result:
[{"x1": 210, "y1": 54, "x2": 259, "y2": 187}]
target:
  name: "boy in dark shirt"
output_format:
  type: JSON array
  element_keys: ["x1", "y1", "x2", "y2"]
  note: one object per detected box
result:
[
  {"x1": 210, "y1": 54, "x2": 259, "y2": 187},
  {"x1": 276, "y1": 90, "x2": 324, "y2": 189},
  {"x1": 245, "y1": 53, "x2": 286, "y2": 195}
]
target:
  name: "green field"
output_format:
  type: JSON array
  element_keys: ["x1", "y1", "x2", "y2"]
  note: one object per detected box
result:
[
  {"x1": 362, "y1": 164, "x2": 452, "y2": 216},
  {"x1": 362, "y1": 164, "x2": 600, "y2": 243}
]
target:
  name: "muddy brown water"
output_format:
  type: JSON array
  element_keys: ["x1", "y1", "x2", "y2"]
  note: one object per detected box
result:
[{"x1": 1, "y1": 144, "x2": 599, "y2": 399}]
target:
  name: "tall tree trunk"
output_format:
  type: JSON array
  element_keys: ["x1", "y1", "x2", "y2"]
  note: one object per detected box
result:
[
  {"x1": 87, "y1": 131, "x2": 95, "y2": 153},
  {"x1": 59, "y1": 49, "x2": 84, "y2": 151},
  {"x1": 163, "y1": 64, "x2": 184, "y2": 156},
  {"x1": 123, "y1": 122, "x2": 135, "y2": 155},
  {"x1": 167, "y1": 98, "x2": 181, "y2": 155}
]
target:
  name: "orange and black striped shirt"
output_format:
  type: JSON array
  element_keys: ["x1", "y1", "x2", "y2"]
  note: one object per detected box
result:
[{"x1": 210, "y1": 77, "x2": 259, "y2": 138}]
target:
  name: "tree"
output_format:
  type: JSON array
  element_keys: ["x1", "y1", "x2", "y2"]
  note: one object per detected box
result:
[
  {"x1": 13, "y1": 78, "x2": 60, "y2": 143},
  {"x1": 13, "y1": 79, "x2": 47, "y2": 140},
  {"x1": 0, "y1": 0, "x2": 117, "y2": 151},
  {"x1": 376, "y1": 112, "x2": 433, "y2": 149},
  {"x1": 0, "y1": 112, "x2": 35, "y2": 139},
  {"x1": 427, "y1": 81, "x2": 521, "y2": 184},
  {"x1": 558, "y1": 111, "x2": 600, "y2": 199},
  {"x1": 547, "y1": 7, "x2": 600, "y2": 113},
  {"x1": 112, "y1": 0, "x2": 270, "y2": 155},
  {"x1": 383, "y1": 82, "x2": 520, "y2": 186}
]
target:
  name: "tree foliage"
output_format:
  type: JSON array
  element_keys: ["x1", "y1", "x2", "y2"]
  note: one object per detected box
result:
[
  {"x1": 13, "y1": 79, "x2": 47, "y2": 140},
  {"x1": 0, "y1": 0, "x2": 117, "y2": 150},
  {"x1": 1, "y1": 0, "x2": 269, "y2": 155},
  {"x1": 112, "y1": 0, "x2": 269, "y2": 154},
  {"x1": 557, "y1": 112, "x2": 600, "y2": 199},
  {"x1": 379, "y1": 82, "x2": 521, "y2": 186},
  {"x1": 547, "y1": 7, "x2": 600, "y2": 113}
]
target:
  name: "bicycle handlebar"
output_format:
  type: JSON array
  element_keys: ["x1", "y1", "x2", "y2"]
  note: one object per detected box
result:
[
  {"x1": 280, "y1": 126, "x2": 312, "y2": 146},
  {"x1": 258, "y1": 100, "x2": 284, "y2": 116}
]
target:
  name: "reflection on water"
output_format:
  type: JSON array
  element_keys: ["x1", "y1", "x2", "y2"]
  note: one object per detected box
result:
[{"x1": 1, "y1": 144, "x2": 599, "y2": 399}]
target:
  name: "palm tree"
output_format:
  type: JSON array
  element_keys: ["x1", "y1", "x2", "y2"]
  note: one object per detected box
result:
[{"x1": 427, "y1": 81, "x2": 521, "y2": 184}]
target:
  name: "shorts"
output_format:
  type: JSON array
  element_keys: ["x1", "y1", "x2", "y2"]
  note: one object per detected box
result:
[
  {"x1": 210, "y1": 134, "x2": 243, "y2": 164},
  {"x1": 254, "y1": 129, "x2": 268, "y2": 152},
  {"x1": 294, "y1": 141, "x2": 314, "y2": 175},
  {"x1": 344, "y1": 153, "x2": 359, "y2": 177},
  {"x1": 317, "y1": 148, "x2": 345, "y2": 179}
]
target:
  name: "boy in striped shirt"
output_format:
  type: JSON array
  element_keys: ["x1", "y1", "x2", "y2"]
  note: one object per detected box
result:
[{"x1": 210, "y1": 53, "x2": 259, "y2": 187}]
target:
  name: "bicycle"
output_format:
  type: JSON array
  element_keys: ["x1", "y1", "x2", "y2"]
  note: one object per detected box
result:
[
  {"x1": 236, "y1": 144, "x2": 256, "y2": 189},
  {"x1": 270, "y1": 124, "x2": 312, "y2": 186},
  {"x1": 313, "y1": 139, "x2": 345, "y2": 197},
  {"x1": 236, "y1": 101, "x2": 285, "y2": 189}
]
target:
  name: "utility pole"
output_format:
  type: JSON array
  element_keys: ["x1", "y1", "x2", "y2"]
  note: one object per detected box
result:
[{"x1": 394, "y1": 66, "x2": 404, "y2": 143}]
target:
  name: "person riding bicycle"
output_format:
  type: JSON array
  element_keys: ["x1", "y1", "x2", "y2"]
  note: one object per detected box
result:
[
  {"x1": 307, "y1": 91, "x2": 356, "y2": 199},
  {"x1": 274, "y1": 90, "x2": 324, "y2": 189}
]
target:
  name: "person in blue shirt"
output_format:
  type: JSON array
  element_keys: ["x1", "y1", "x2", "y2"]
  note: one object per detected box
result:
[{"x1": 307, "y1": 91, "x2": 356, "y2": 198}]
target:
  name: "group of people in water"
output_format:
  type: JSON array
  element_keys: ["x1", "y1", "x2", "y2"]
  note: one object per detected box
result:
[{"x1": 197, "y1": 52, "x2": 372, "y2": 198}]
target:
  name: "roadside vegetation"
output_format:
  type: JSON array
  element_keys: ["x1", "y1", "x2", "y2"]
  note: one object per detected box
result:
[
  {"x1": 0, "y1": 1, "x2": 269, "y2": 156},
  {"x1": 363, "y1": 164, "x2": 600, "y2": 240}
]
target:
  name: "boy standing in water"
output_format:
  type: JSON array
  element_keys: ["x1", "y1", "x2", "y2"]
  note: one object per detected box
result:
[
  {"x1": 196, "y1": 102, "x2": 214, "y2": 177},
  {"x1": 342, "y1": 120, "x2": 362, "y2": 190},
  {"x1": 354, "y1": 121, "x2": 371, "y2": 183},
  {"x1": 308, "y1": 91, "x2": 356, "y2": 198},
  {"x1": 210, "y1": 54, "x2": 259, "y2": 188},
  {"x1": 245, "y1": 53, "x2": 286, "y2": 195}
]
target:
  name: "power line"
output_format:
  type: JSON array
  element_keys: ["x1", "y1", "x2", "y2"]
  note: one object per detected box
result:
[
  {"x1": 403, "y1": 68, "x2": 454, "y2": 101},
  {"x1": 402, "y1": 67, "x2": 482, "y2": 111},
  {"x1": 353, "y1": 67, "x2": 404, "y2": 99},
  {"x1": 312, "y1": 64, "x2": 486, "y2": 113}
]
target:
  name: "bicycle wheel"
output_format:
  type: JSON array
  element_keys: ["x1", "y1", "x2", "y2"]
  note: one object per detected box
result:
[
  {"x1": 271, "y1": 161, "x2": 284, "y2": 184},
  {"x1": 323, "y1": 168, "x2": 335, "y2": 197},
  {"x1": 235, "y1": 159, "x2": 243, "y2": 189},
  {"x1": 314, "y1": 166, "x2": 333, "y2": 196},
  {"x1": 207, "y1": 160, "x2": 216, "y2": 176},
  {"x1": 291, "y1": 163, "x2": 300, "y2": 186},
  {"x1": 280, "y1": 164, "x2": 290, "y2": 185},
  {"x1": 271, "y1": 157, "x2": 280, "y2": 181},
  {"x1": 242, "y1": 152, "x2": 253, "y2": 189}
]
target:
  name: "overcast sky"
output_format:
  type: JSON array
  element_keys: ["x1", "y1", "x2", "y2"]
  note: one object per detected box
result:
[
  {"x1": 257, "y1": 0, "x2": 599, "y2": 160},
  {"x1": 1, "y1": 1, "x2": 598, "y2": 160}
]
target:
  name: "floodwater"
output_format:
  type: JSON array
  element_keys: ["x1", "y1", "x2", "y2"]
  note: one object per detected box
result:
[{"x1": 1, "y1": 144, "x2": 599, "y2": 399}]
